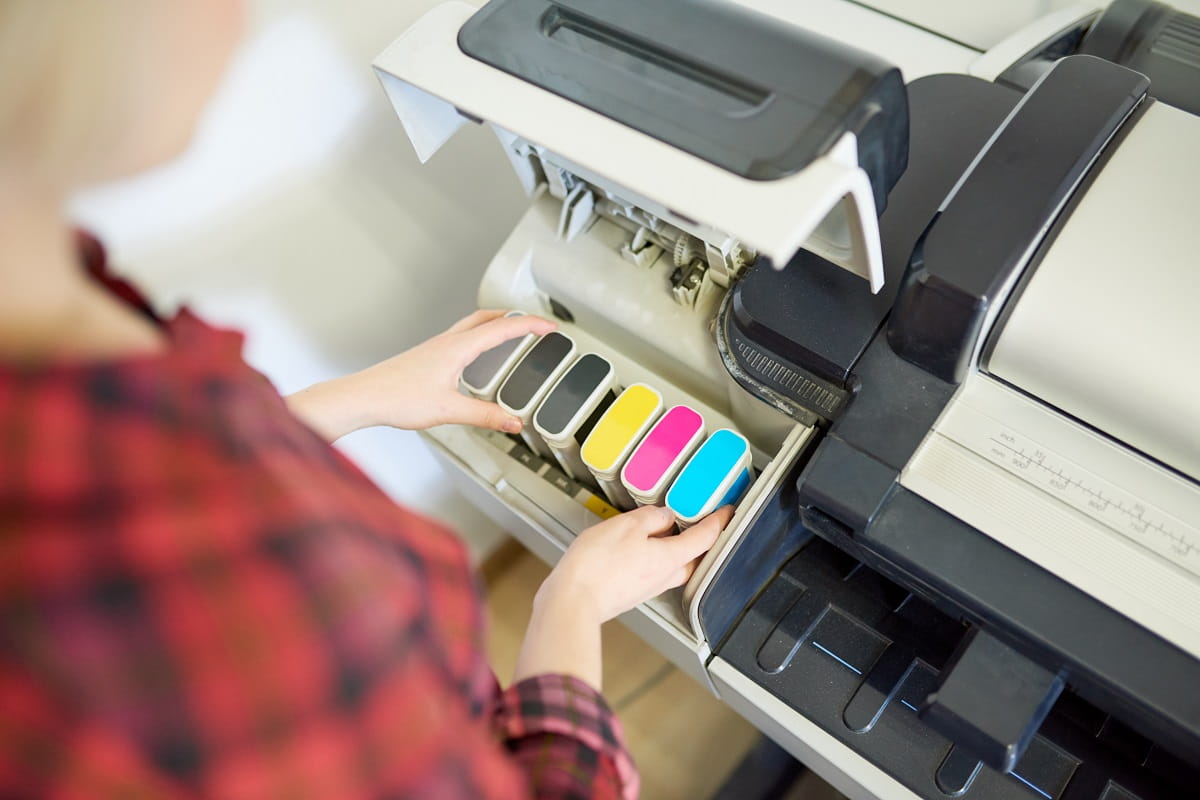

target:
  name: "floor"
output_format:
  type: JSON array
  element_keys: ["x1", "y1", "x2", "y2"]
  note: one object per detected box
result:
[{"x1": 481, "y1": 542, "x2": 849, "y2": 800}]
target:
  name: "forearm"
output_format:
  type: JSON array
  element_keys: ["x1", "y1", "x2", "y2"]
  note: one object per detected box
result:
[
  {"x1": 284, "y1": 374, "x2": 372, "y2": 442},
  {"x1": 514, "y1": 580, "x2": 603, "y2": 690},
  {"x1": 503, "y1": 581, "x2": 636, "y2": 797}
]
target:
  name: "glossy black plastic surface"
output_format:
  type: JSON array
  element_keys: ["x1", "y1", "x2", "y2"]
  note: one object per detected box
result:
[
  {"x1": 715, "y1": 537, "x2": 1200, "y2": 798},
  {"x1": 926, "y1": 629, "x2": 1065, "y2": 773},
  {"x1": 459, "y1": 0, "x2": 908, "y2": 208},
  {"x1": 1080, "y1": 0, "x2": 1200, "y2": 116},
  {"x1": 888, "y1": 56, "x2": 1149, "y2": 383}
]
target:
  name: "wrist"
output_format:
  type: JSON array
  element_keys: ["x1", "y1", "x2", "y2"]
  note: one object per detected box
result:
[
  {"x1": 515, "y1": 574, "x2": 605, "y2": 690},
  {"x1": 328, "y1": 369, "x2": 380, "y2": 431},
  {"x1": 535, "y1": 566, "x2": 604, "y2": 629}
]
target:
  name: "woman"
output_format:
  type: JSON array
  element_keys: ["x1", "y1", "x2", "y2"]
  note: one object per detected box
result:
[{"x1": 0, "y1": 2, "x2": 731, "y2": 798}]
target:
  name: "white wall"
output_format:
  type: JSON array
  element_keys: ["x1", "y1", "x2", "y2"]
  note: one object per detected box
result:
[{"x1": 73, "y1": 0, "x2": 526, "y2": 560}]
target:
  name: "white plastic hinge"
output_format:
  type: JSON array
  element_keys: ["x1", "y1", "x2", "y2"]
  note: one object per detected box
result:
[
  {"x1": 544, "y1": 165, "x2": 576, "y2": 200},
  {"x1": 705, "y1": 239, "x2": 755, "y2": 289},
  {"x1": 620, "y1": 227, "x2": 664, "y2": 268},
  {"x1": 557, "y1": 184, "x2": 597, "y2": 242}
]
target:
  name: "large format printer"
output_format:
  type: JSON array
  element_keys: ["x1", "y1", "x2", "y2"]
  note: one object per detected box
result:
[{"x1": 373, "y1": 1, "x2": 1200, "y2": 797}]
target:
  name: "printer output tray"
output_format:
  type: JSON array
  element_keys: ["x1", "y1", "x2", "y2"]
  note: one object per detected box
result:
[{"x1": 709, "y1": 490, "x2": 1200, "y2": 800}]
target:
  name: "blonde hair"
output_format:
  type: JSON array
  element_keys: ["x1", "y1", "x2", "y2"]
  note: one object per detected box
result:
[{"x1": 0, "y1": 2, "x2": 144, "y2": 184}]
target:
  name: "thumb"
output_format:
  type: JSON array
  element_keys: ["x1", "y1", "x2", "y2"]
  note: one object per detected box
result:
[{"x1": 445, "y1": 394, "x2": 523, "y2": 433}]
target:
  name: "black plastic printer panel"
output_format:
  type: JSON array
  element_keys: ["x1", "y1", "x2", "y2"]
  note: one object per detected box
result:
[
  {"x1": 716, "y1": 537, "x2": 1199, "y2": 799},
  {"x1": 860, "y1": 488, "x2": 1200, "y2": 766},
  {"x1": 888, "y1": 56, "x2": 1149, "y2": 383},
  {"x1": 718, "y1": 74, "x2": 1018, "y2": 420},
  {"x1": 698, "y1": 469, "x2": 812, "y2": 651},
  {"x1": 458, "y1": 0, "x2": 908, "y2": 208},
  {"x1": 799, "y1": 345, "x2": 1200, "y2": 765}
]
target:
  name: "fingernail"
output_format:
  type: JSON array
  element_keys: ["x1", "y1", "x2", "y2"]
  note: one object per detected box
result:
[{"x1": 503, "y1": 417, "x2": 522, "y2": 433}]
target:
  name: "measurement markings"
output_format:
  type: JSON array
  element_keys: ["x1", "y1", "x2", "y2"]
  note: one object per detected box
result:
[{"x1": 987, "y1": 437, "x2": 1197, "y2": 563}]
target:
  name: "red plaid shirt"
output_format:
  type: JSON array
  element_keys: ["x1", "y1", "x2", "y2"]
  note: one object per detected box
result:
[{"x1": 0, "y1": 239, "x2": 637, "y2": 799}]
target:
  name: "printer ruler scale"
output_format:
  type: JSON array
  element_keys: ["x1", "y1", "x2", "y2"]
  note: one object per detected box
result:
[
  {"x1": 903, "y1": 374, "x2": 1200, "y2": 660},
  {"x1": 954, "y1": 414, "x2": 1200, "y2": 579}
]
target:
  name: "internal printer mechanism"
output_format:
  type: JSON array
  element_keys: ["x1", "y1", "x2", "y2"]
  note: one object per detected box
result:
[{"x1": 512, "y1": 139, "x2": 758, "y2": 308}]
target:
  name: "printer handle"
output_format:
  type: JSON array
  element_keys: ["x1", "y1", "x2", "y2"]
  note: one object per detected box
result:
[
  {"x1": 887, "y1": 55, "x2": 1149, "y2": 384},
  {"x1": 922, "y1": 627, "x2": 1066, "y2": 774},
  {"x1": 458, "y1": 0, "x2": 909, "y2": 205}
]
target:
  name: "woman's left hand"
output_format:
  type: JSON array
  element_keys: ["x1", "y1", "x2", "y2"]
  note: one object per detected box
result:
[{"x1": 286, "y1": 310, "x2": 556, "y2": 441}]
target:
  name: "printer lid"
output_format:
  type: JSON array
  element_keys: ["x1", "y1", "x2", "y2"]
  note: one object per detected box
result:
[
  {"x1": 373, "y1": 0, "x2": 911, "y2": 292},
  {"x1": 457, "y1": 0, "x2": 908, "y2": 191},
  {"x1": 985, "y1": 99, "x2": 1200, "y2": 481}
]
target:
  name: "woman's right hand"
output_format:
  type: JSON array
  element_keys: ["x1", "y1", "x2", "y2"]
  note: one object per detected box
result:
[
  {"x1": 513, "y1": 505, "x2": 733, "y2": 689},
  {"x1": 541, "y1": 504, "x2": 733, "y2": 626}
]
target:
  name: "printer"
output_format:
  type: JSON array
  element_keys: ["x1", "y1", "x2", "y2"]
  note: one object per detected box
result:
[{"x1": 373, "y1": 1, "x2": 1200, "y2": 797}]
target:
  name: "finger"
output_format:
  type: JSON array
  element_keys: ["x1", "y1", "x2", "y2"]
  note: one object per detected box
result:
[
  {"x1": 457, "y1": 314, "x2": 557, "y2": 360},
  {"x1": 620, "y1": 504, "x2": 676, "y2": 536},
  {"x1": 444, "y1": 394, "x2": 522, "y2": 433},
  {"x1": 446, "y1": 309, "x2": 508, "y2": 335},
  {"x1": 664, "y1": 554, "x2": 703, "y2": 589},
  {"x1": 662, "y1": 505, "x2": 732, "y2": 562}
]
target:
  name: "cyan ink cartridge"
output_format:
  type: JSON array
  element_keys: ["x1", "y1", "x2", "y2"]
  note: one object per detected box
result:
[{"x1": 666, "y1": 429, "x2": 754, "y2": 528}]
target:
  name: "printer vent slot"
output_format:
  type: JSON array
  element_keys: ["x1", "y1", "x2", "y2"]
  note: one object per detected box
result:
[
  {"x1": 1153, "y1": 13, "x2": 1200, "y2": 63},
  {"x1": 541, "y1": 7, "x2": 771, "y2": 114}
]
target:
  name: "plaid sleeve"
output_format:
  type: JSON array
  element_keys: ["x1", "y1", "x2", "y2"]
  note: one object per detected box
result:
[
  {"x1": 2, "y1": 240, "x2": 639, "y2": 800},
  {"x1": 494, "y1": 674, "x2": 639, "y2": 800}
]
